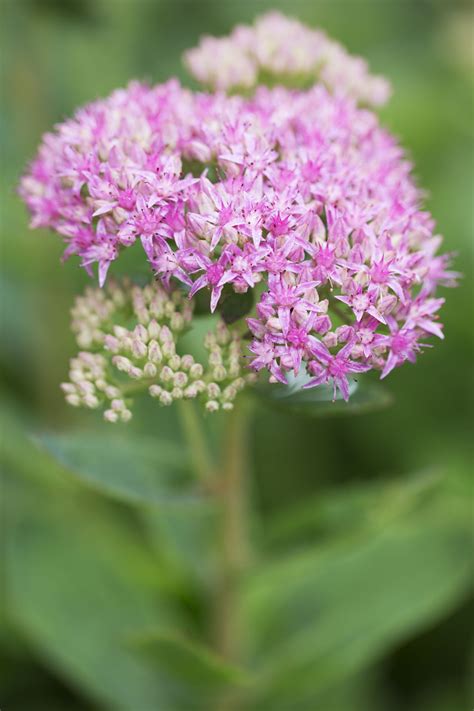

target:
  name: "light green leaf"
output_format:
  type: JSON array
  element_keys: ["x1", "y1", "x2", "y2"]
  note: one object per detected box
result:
[
  {"x1": 134, "y1": 630, "x2": 249, "y2": 703},
  {"x1": 242, "y1": 504, "x2": 472, "y2": 709},
  {"x1": 253, "y1": 371, "x2": 392, "y2": 417},
  {"x1": 37, "y1": 431, "x2": 199, "y2": 508}
]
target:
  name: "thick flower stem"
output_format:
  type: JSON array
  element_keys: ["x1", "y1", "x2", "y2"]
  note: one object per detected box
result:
[
  {"x1": 214, "y1": 399, "x2": 251, "y2": 710},
  {"x1": 177, "y1": 397, "x2": 251, "y2": 710}
]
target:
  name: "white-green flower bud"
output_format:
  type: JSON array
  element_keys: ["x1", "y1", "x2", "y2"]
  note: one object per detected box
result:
[
  {"x1": 180, "y1": 354, "x2": 194, "y2": 370},
  {"x1": 65, "y1": 393, "x2": 81, "y2": 407},
  {"x1": 77, "y1": 380, "x2": 95, "y2": 395},
  {"x1": 213, "y1": 365, "x2": 227, "y2": 381},
  {"x1": 223, "y1": 385, "x2": 237, "y2": 401},
  {"x1": 149, "y1": 384, "x2": 162, "y2": 398},
  {"x1": 112, "y1": 355, "x2": 133, "y2": 373},
  {"x1": 159, "y1": 325, "x2": 173, "y2": 343},
  {"x1": 111, "y1": 398, "x2": 126, "y2": 411},
  {"x1": 162, "y1": 341, "x2": 176, "y2": 358},
  {"x1": 208, "y1": 349, "x2": 222, "y2": 366},
  {"x1": 144, "y1": 362, "x2": 158, "y2": 378},
  {"x1": 193, "y1": 379, "x2": 206, "y2": 393},
  {"x1": 148, "y1": 340, "x2": 163, "y2": 363},
  {"x1": 173, "y1": 371, "x2": 188, "y2": 388},
  {"x1": 159, "y1": 391, "x2": 173, "y2": 406},
  {"x1": 148, "y1": 319, "x2": 160, "y2": 340},
  {"x1": 205, "y1": 400, "x2": 219, "y2": 413},
  {"x1": 134, "y1": 324, "x2": 149, "y2": 343},
  {"x1": 184, "y1": 384, "x2": 198, "y2": 398},
  {"x1": 131, "y1": 338, "x2": 147, "y2": 359},
  {"x1": 105, "y1": 385, "x2": 120, "y2": 399},
  {"x1": 113, "y1": 325, "x2": 129, "y2": 339},
  {"x1": 83, "y1": 394, "x2": 100, "y2": 409},
  {"x1": 207, "y1": 382, "x2": 221, "y2": 399},
  {"x1": 189, "y1": 363, "x2": 204, "y2": 379},
  {"x1": 160, "y1": 366, "x2": 173, "y2": 382},
  {"x1": 168, "y1": 354, "x2": 181, "y2": 371},
  {"x1": 170, "y1": 313, "x2": 184, "y2": 331}
]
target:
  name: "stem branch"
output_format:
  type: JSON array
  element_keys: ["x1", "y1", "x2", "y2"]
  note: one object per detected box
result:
[{"x1": 177, "y1": 400, "x2": 215, "y2": 486}]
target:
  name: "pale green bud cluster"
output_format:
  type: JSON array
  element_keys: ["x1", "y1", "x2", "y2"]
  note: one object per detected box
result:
[{"x1": 61, "y1": 279, "x2": 254, "y2": 421}]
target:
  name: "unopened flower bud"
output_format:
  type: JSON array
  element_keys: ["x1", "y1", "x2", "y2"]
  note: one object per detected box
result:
[
  {"x1": 148, "y1": 319, "x2": 160, "y2": 339},
  {"x1": 144, "y1": 362, "x2": 158, "y2": 378},
  {"x1": 131, "y1": 339, "x2": 147, "y2": 359},
  {"x1": 160, "y1": 366, "x2": 173, "y2": 382},
  {"x1": 159, "y1": 391, "x2": 173, "y2": 406},
  {"x1": 83, "y1": 394, "x2": 99, "y2": 409},
  {"x1": 168, "y1": 354, "x2": 181, "y2": 371},
  {"x1": 213, "y1": 365, "x2": 227, "y2": 381},
  {"x1": 173, "y1": 371, "x2": 188, "y2": 388},
  {"x1": 112, "y1": 355, "x2": 133, "y2": 373},
  {"x1": 189, "y1": 363, "x2": 204, "y2": 379},
  {"x1": 66, "y1": 393, "x2": 81, "y2": 407},
  {"x1": 180, "y1": 354, "x2": 194, "y2": 370},
  {"x1": 148, "y1": 340, "x2": 163, "y2": 363},
  {"x1": 207, "y1": 382, "x2": 221, "y2": 399}
]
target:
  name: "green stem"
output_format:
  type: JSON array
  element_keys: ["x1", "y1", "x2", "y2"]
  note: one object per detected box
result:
[
  {"x1": 177, "y1": 397, "x2": 251, "y2": 711},
  {"x1": 177, "y1": 400, "x2": 215, "y2": 486},
  {"x1": 214, "y1": 399, "x2": 251, "y2": 709}
]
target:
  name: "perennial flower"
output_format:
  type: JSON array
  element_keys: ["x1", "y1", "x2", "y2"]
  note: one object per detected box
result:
[{"x1": 20, "y1": 12, "x2": 456, "y2": 409}]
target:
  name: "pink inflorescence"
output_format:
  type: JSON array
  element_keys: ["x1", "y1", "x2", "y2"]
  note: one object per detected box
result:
[{"x1": 20, "y1": 13, "x2": 457, "y2": 400}]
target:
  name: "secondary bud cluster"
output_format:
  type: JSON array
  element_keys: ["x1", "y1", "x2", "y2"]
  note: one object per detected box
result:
[{"x1": 61, "y1": 279, "x2": 253, "y2": 421}]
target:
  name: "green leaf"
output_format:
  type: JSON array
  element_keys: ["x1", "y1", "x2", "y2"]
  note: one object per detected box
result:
[
  {"x1": 253, "y1": 370, "x2": 392, "y2": 417},
  {"x1": 37, "y1": 431, "x2": 198, "y2": 508},
  {"x1": 4, "y1": 465, "x2": 186, "y2": 711},
  {"x1": 242, "y1": 499, "x2": 472, "y2": 709},
  {"x1": 143, "y1": 505, "x2": 218, "y2": 585},
  {"x1": 218, "y1": 288, "x2": 254, "y2": 324},
  {"x1": 134, "y1": 630, "x2": 249, "y2": 703},
  {"x1": 263, "y1": 470, "x2": 443, "y2": 552}
]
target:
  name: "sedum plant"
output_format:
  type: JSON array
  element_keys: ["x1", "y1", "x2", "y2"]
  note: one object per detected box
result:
[{"x1": 18, "y1": 11, "x2": 461, "y2": 711}]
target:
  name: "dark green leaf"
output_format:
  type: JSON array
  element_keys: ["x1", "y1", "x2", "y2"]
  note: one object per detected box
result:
[
  {"x1": 254, "y1": 370, "x2": 392, "y2": 417},
  {"x1": 219, "y1": 288, "x2": 254, "y2": 324},
  {"x1": 37, "y1": 431, "x2": 198, "y2": 508},
  {"x1": 264, "y1": 470, "x2": 442, "y2": 552}
]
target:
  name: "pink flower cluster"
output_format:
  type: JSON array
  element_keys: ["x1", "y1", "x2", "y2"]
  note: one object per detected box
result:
[
  {"x1": 184, "y1": 11, "x2": 391, "y2": 106},
  {"x1": 20, "y1": 15, "x2": 456, "y2": 400}
]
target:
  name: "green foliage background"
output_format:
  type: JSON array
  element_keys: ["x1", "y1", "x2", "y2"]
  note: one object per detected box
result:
[{"x1": 1, "y1": 1, "x2": 473, "y2": 709}]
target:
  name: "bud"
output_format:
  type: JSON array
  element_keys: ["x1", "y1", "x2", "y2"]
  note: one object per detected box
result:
[{"x1": 144, "y1": 362, "x2": 158, "y2": 378}]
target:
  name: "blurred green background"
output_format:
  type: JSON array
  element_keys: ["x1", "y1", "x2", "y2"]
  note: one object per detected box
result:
[{"x1": 1, "y1": 1, "x2": 473, "y2": 710}]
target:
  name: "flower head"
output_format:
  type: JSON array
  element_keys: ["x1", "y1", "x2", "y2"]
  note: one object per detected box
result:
[{"x1": 20, "y1": 14, "x2": 457, "y2": 402}]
